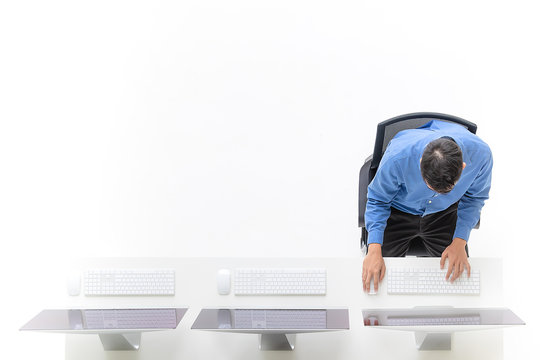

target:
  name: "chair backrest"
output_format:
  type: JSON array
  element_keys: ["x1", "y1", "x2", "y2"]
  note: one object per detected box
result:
[{"x1": 370, "y1": 112, "x2": 477, "y2": 172}]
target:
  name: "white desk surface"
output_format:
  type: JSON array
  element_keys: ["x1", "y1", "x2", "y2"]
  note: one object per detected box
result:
[{"x1": 61, "y1": 257, "x2": 506, "y2": 360}]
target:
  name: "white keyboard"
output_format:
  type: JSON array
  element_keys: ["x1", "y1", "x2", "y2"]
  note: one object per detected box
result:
[
  {"x1": 234, "y1": 268, "x2": 326, "y2": 295},
  {"x1": 84, "y1": 269, "x2": 175, "y2": 296},
  {"x1": 84, "y1": 309, "x2": 178, "y2": 329},
  {"x1": 387, "y1": 267, "x2": 480, "y2": 295}
]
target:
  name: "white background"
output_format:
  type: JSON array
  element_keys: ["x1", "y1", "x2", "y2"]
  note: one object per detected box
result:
[{"x1": 0, "y1": 0, "x2": 538, "y2": 358}]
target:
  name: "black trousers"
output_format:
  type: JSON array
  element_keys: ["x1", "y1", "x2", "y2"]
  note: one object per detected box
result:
[{"x1": 381, "y1": 202, "x2": 459, "y2": 257}]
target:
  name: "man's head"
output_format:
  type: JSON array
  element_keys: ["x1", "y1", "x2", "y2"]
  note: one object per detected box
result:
[{"x1": 420, "y1": 137, "x2": 465, "y2": 194}]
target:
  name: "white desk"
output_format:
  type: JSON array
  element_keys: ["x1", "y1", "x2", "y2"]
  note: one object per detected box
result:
[{"x1": 59, "y1": 257, "x2": 506, "y2": 359}]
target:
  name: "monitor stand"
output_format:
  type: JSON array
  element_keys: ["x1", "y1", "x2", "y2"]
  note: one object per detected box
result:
[
  {"x1": 258, "y1": 334, "x2": 296, "y2": 351},
  {"x1": 98, "y1": 333, "x2": 142, "y2": 351},
  {"x1": 415, "y1": 331, "x2": 452, "y2": 351}
]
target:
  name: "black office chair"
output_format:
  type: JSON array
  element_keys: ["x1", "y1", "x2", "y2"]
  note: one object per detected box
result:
[{"x1": 358, "y1": 112, "x2": 478, "y2": 256}]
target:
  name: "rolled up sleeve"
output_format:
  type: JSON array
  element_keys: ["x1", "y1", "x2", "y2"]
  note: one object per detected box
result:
[
  {"x1": 365, "y1": 159, "x2": 401, "y2": 245},
  {"x1": 454, "y1": 150, "x2": 493, "y2": 241}
]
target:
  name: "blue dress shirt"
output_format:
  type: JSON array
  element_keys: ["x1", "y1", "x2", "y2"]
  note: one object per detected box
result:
[{"x1": 365, "y1": 120, "x2": 493, "y2": 246}]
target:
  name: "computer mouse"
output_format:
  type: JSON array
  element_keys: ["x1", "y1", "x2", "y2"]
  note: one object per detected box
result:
[
  {"x1": 216, "y1": 269, "x2": 231, "y2": 295},
  {"x1": 368, "y1": 278, "x2": 378, "y2": 295},
  {"x1": 67, "y1": 272, "x2": 81, "y2": 296}
]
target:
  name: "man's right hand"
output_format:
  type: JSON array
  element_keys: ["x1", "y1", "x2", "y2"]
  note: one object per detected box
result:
[{"x1": 362, "y1": 244, "x2": 386, "y2": 293}]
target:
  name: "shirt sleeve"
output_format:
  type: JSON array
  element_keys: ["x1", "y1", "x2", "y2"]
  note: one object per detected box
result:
[
  {"x1": 365, "y1": 158, "x2": 402, "y2": 245},
  {"x1": 453, "y1": 149, "x2": 493, "y2": 241}
]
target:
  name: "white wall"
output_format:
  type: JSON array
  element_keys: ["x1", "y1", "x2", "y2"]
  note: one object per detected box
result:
[{"x1": 1, "y1": 0, "x2": 538, "y2": 358}]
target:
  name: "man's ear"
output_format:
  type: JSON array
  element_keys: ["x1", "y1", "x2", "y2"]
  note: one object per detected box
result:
[{"x1": 463, "y1": 162, "x2": 466, "y2": 169}]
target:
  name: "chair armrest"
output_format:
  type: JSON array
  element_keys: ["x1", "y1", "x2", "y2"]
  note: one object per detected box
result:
[{"x1": 358, "y1": 157, "x2": 373, "y2": 228}]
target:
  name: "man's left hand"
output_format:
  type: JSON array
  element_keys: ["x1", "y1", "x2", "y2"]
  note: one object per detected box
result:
[{"x1": 440, "y1": 237, "x2": 470, "y2": 282}]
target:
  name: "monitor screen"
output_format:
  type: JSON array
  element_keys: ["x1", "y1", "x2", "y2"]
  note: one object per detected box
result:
[
  {"x1": 20, "y1": 308, "x2": 187, "y2": 332},
  {"x1": 362, "y1": 307, "x2": 524, "y2": 328},
  {"x1": 192, "y1": 308, "x2": 349, "y2": 333},
  {"x1": 362, "y1": 307, "x2": 525, "y2": 351}
]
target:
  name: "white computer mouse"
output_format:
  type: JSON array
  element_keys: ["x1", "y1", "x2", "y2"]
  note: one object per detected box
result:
[
  {"x1": 67, "y1": 272, "x2": 81, "y2": 296},
  {"x1": 216, "y1": 269, "x2": 231, "y2": 295},
  {"x1": 368, "y1": 278, "x2": 378, "y2": 295}
]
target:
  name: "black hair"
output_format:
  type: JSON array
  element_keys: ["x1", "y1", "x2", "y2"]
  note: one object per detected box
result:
[{"x1": 420, "y1": 137, "x2": 463, "y2": 194}]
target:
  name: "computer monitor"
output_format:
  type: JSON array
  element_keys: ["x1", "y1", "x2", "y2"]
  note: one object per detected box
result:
[
  {"x1": 362, "y1": 307, "x2": 525, "y2": 351},
  {"x1": 20, "y1": 308, "x2": 188, "y2": 351},
  {"x1": 191, "y1": 308, "x2": 349, "y2": 351}
]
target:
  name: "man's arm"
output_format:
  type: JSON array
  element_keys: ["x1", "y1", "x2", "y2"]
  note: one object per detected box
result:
[
  {"x1": 365, "y1": 158, "x2": 402, "y2": 245},
  {"x1": 363, "y1": 158, "x2": 401, "y2": 292},
  {"x1": 442, "y1": 149, "x2": 493, "y2": 281},
  {"x1": 454, "y1": 151, "x2": 493, "y2": 241}
]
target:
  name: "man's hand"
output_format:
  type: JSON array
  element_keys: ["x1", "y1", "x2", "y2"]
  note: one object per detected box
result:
[
  {"x1": 362, "y1": 244, "x2": 386, "y2": 293},
  {"x1": 440, "y1": 237, "x2": 470, "y2": 282}
]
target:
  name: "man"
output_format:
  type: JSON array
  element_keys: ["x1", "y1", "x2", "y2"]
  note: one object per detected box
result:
[{"x1": 362, "y1": 120, "x2": 492, "y2": 293}]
